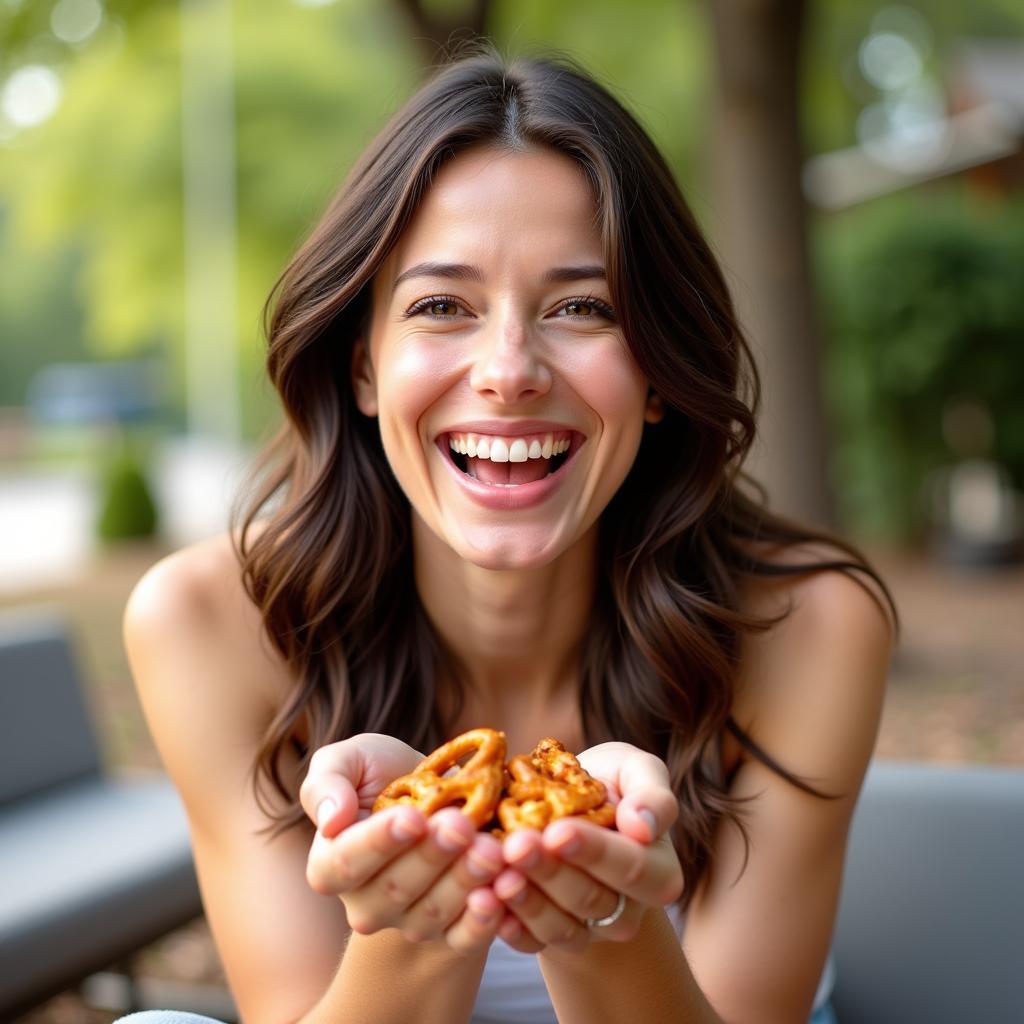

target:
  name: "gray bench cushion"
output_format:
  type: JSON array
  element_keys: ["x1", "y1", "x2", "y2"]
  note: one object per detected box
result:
[
  {"x1": 833, "y1": 761, "x2": 1024, "y2": 1024},
  {"x1": 0, "y1": 775, "x2": 202, "y2": 1016},
  {"x1": 0, "y1": 611, "x2": 103, "y2": 804}
]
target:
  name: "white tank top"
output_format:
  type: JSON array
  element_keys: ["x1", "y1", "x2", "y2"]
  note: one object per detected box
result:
[{"x1": 470, "y1": 902, "x2": 835, "y2": 1023}]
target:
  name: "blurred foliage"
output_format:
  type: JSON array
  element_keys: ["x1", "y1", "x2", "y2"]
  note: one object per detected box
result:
[
  {"x1": 0, "y1": 209, "x2": 89, "y2": 406},
  {"x1": 96, "y1": 440, "x2": 159, "y2": 541},
  {"x1": 0, "y1": 0, "x2": 710, "y2": 440},
  {"x1": 2, "y1": 0, "x2": 1024, "y2": 545},
  {"x1": 819, "y1": 191, "x2": 1024, "y2": 541}
]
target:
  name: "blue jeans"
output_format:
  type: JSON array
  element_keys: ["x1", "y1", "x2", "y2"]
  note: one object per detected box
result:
[{"x1": 115, "y1": 1000, "x2": 841, "y2": 1023}]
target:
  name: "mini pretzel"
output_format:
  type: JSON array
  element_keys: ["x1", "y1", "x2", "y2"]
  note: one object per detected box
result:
[
  {"x1": 497, "y1": 738, "x2": 615, "y2": 832},
  {"x1": 372, "y1": 728, "x2": 506, "y2": 828}
]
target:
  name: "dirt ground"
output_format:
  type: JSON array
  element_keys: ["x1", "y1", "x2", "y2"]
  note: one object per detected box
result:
[{"x1": 6, "y1": 541, "x2": 1022, "y2": 1023}]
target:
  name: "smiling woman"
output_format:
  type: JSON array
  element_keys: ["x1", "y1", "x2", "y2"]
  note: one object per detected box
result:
[
  {"x1": 349, "y1": 144, "x2": 659, "y2": 550},
  {"x1": 121, "y1": 44, "x2": 896, "y2": 1024}
]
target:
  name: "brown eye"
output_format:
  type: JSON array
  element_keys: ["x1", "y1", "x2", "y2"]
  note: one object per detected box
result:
[
  {"x1": 564, "y1": 301, "x2": 593, "y2": 317},
  {"x1": 402, "y1": 295, "x2": 470, "y2": 321},
  {"x1": 555, "y1": 297, "x2": 616, "y2": 321}
]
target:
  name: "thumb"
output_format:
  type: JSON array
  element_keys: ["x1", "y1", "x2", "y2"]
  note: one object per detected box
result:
[
  {"x1": 615, "y1": 754, "x2": 678, "y2": 844},
  {"x1": 298, "y1": 742, "x2": 365, "y2": 839},
  {"x1": 298, "y1": 733, "x2": 423, "y2": 839}
]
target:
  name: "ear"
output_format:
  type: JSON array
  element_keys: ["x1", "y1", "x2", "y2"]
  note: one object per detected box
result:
[
  {"x1": 643, "y1": 388, "x2": 664, "y2": 424},
  {"x1": 350, "y1": 338, "x2": 378, "y2": 417}
]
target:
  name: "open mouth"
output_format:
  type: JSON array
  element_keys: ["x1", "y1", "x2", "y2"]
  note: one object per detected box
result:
[{"x1": 441, "y1": 432, "x2": 582, "y2": 486}]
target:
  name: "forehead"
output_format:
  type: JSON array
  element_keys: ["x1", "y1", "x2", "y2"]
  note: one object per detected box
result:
[{"x1": 383, "y1": 145, "x2": 603, "y2": 277}]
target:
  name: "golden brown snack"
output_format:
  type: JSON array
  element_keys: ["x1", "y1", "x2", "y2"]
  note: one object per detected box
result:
[
  {"x1": 497, "y1": 738, "x2": 616, "y2": 833},
  {"x1": 372, "y1": 731, "x2": 616, "y2": 835},
  {"x1": 372, "y1": 727, "x2": 506, "y2": 828}
]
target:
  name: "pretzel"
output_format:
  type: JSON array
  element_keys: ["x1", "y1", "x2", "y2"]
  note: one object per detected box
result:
[
  {"x1": 372, "y1": 728, "x2": 506, "y2": 828},
  {"x1": 497, "y1": 738, "x2": 616, "y2": 833}
]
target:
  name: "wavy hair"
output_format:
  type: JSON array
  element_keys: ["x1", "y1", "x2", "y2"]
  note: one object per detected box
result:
[{"x1": 234, "y1": 47, "x2": 896, "y2": 908}]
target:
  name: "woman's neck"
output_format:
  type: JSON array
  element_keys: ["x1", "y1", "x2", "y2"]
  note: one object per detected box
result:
[{"x1": 411, "y1": 514, "x2": 597, "y2": 704}]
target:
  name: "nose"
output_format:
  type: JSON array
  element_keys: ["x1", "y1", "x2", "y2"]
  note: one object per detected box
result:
[{"x1": 468, "y1": 313, "x2": 552, "y2": 404}]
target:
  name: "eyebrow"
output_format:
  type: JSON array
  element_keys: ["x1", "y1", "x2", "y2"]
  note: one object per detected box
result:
[{"x1": 391, "y1": 262, "x2": 607, "y2": 293}]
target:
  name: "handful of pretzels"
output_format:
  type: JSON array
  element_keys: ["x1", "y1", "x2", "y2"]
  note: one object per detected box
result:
[{"x1": 372, "y1": 728, "x2": 616, "y2": 835}]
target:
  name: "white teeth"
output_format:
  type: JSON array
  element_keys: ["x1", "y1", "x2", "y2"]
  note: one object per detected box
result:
[{"x1": 447, "y1": 432, "x2": 573, "y2": 464}]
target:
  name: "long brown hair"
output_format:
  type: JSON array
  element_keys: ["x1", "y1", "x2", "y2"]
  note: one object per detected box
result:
[{"x1": 234, "y1": 46, "x2": 896, "y2": 908}]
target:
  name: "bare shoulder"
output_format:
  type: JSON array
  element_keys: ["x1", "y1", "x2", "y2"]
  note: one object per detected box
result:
[
  {"x1": 123, "y1": 528, "x2": 297, "y2": 825},
  {"x1": 126, "y1": 530, "x2": 257, "y2": 654},
  {"x1": 732, "y1": 540, "x2": 895, "y2": 794},
  {"x1": 124, "y1": 532, "x2": 350, "y2": 1023}
]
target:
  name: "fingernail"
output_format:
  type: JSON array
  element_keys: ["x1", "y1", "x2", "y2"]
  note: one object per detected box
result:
[
  {"x1": 391, "y1": 812, "x2": 424, "y2": 842},
  {"x1": 554, "y1": 834, "x2": 582, "y2": 856},
  {"x1": 638, "y1": 809, "x2": 658, "y2": 842},
  {"x1": 471, "y1": 905, "x2": 498, "y2": 924},
  {"x1": 506, "y1": 884, "x2": 528, "y2": 906},
  {"x1": 511, "y1": 846, "x2": 541, "y2": 870},
  {"x1": 436, "y1": 822, "x2": 471, "y2": 852},
  {"x1": 316, "y1": 798, "x2": 337, "y2": 830},
  {"x1": 466, "y1": 850, "x2": 501, "y2": 879}
]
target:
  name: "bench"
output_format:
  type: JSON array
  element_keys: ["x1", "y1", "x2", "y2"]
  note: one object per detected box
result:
[
  {"x1": 833, "y1": 760, "x2": 1024, "y2": 1023},
  {"x1": 0, "y1": 609, "x2": 204, "y2": 1019}
]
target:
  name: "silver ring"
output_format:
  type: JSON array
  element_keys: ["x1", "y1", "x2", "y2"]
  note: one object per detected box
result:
[{"x1": 586, "y1": 891, "x2": 626, "y2": 929}]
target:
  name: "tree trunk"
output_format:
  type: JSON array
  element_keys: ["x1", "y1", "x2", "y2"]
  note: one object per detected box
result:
[
  {"x1": 707, "y1": 0, "x2": 833, "y2": 527},
  {"x1": 395, "y1": 0, "x2": 494, "y2": 66}
]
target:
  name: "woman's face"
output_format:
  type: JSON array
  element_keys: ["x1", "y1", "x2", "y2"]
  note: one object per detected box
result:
[{"x1": 352, "y1": 145, "x2": 662, "y2": 571}]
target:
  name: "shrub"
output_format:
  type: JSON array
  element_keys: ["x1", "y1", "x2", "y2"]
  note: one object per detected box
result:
[
  {"x1": 820, "y1": 195, "x2": 1024, "y2": 541},
  {"x1": 96, "y1": 446, "x2": 159, "y2": 542}
]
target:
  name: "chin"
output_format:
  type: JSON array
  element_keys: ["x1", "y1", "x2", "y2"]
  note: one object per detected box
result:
[{"x1": 455, "y1": 532, "x2": 564, "y2": 572}]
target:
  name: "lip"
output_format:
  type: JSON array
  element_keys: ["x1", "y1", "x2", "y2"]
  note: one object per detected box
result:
[
  {"x1": 436, "y1": 419, "x2": 582, "y2": 440},
  {"x1": 434, "y1": 434, "x2": 585, "y2": 511}
]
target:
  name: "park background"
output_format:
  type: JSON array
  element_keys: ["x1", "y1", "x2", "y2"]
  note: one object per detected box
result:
[{"x1": 1, "y1": 0, "x2": 1022, "y2": 1020}]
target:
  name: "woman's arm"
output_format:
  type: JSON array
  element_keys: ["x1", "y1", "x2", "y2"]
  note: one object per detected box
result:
[
  {"x1": 123, "y1": 538, "x2": 494, "y2": 1024},
  {"x1": 500, "y1": 567, "x2": 892, "y2": 1023},
  {"x1": 680, "y1": 568, "x2": 892, "y2": 1023}
]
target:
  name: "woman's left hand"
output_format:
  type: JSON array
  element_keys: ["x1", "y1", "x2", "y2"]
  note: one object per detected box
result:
[{"x1": 491, "y1": 742, "x2": 683, "y2": 953}]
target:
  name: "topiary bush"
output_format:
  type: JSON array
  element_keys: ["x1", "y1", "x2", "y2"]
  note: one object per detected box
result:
[{"x1": 96, "y1": 444, "x2": 159, "y2": 542}]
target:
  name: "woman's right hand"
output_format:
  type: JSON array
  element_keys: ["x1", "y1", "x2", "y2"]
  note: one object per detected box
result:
[{"x1": 298, "y1": 733, "x2": 506, "y2": 954}]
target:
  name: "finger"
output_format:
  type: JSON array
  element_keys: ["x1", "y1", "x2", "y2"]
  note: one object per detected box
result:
[
  {"x1": 614, "y1": 762, "x2": 678, "y2": 844},
  {"x1": 497, "y1": 911, "x2": 546, "y2": 954},
  {"x1": 400, "y1": 834, "x2": 504, "y2": 942},
  {"x1": 300, "y1": 758, "x2": 360, "y2": 839},
  {"x1": 299, "y1": 735, "x2": 422, "y2": 838},
  {"x1": 306, "y1": 804, "x2": 427, "y2": 895},
  {"x1": 493, "y1": 870, "x2": 589, "y2": 952},
  {"x1": 578, "y1": 746, "x2": 677, "y2": 844},
  {"x1": 345, "y1": 809, "x2": 476, "y2": 932},
  {"x1": 444, "y1": 887, "x2": 505, "y2": 954},
  {"x1": 504, "y1": 829, "x2": 617, "y2": 924},
  {"x1": 542, "y1": 819, "x2": 683, "y2": 907}
]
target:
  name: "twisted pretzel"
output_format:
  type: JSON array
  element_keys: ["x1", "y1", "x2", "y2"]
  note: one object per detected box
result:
[
  {"x1": 372, "y1": 728, "x2": 506, "y2": 828},
  {"x1": 497, "y1": 738, "x2": 615, "y2": 833}
]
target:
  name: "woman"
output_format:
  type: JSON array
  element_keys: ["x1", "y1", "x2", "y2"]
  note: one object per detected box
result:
[{"x1": 122, "y1": 48, "x2": 894, "y2": 1024}]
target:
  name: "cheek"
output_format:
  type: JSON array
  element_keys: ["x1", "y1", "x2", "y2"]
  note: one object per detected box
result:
[
  {"x1": 375, "y1": 343, "x2": 458, "y2": 453},
  {"x1": 576, "y1": 344, "x2": 650, "y2": 434}
]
